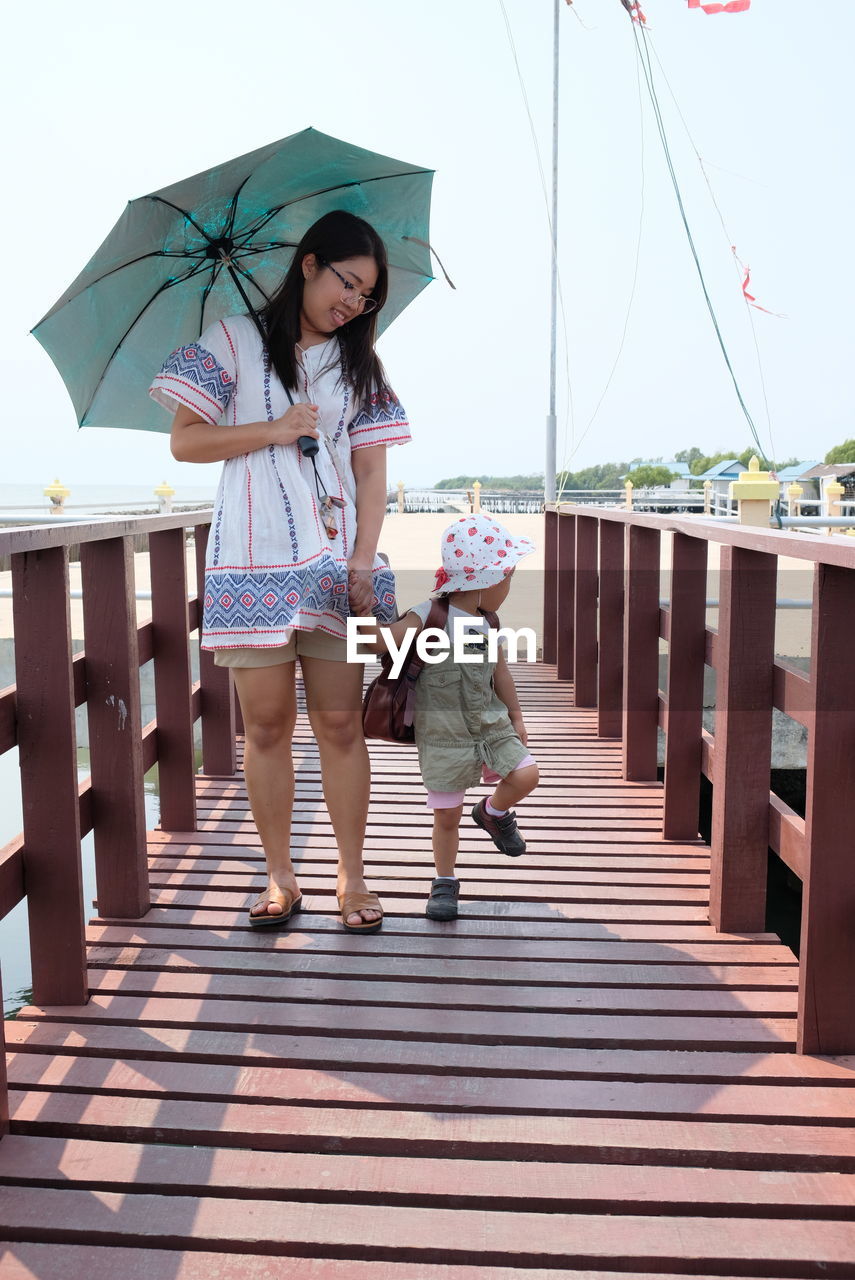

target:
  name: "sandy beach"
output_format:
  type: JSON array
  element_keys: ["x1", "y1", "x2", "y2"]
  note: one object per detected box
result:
[
  {"x1": 0, "y1": 509, "x2": 812, "y2": 656},
  {"x1": 0, "y1": 511, "x2": 544, "y2": 645}
]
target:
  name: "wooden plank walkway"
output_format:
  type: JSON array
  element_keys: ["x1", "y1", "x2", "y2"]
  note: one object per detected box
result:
[{"x1": 2, "y1": 662, "x2": 855, "y2": 1278}]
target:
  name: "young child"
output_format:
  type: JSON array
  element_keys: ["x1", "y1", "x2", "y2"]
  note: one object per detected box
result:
[{"x1": 363, "y1": 513, "x2": 539, "y2": 920}]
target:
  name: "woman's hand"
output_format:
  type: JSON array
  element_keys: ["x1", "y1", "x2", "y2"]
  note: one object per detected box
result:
[
  {"x1": 347, "y1": 555, "x2": 375, "y2": 616},
  {"x1": 268, "y1": 403, "x2": 320, "y2": 448}
]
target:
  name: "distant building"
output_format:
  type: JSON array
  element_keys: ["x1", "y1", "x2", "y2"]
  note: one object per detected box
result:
[
  {"x1": 775, "y1": 461, "x2": 820, "y2": 502},
  {"x1": 694, "y1": 459, "x2": 748, "y2": 501},
  {"x1": 795, "y1": 463, "x2": 855, "y2": 502}
]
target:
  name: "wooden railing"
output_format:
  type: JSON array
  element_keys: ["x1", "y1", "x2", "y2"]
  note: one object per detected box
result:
[
  {"x1": 543, "y1": 504, "x2": 855, "y2": 1056},
  {"x1": 0, "y1": 512, "x2": 241, "y2": 1135}
]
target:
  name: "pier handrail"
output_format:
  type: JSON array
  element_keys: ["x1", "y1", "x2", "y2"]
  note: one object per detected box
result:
[
  {"x1": 0, "y1": 511, "x2": 237, "y2": 1121},
  {"x1": 543, "y1": 503, "x2": 855, "y2": 1056}
]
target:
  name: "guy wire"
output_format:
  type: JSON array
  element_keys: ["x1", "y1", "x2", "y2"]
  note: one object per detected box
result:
[{"x1": 632, "y1": 16, "x2": 772, "y2": 469}]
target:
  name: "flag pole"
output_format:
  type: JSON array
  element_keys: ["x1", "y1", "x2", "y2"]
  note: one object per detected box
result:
[{"x1": 545, "y1": 0, "x2": 560, "y2": 503}]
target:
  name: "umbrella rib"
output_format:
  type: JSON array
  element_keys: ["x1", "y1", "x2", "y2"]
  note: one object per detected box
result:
[
  {"x1": 228, "y1": 169, "x2": 431, "y2": 249},
  {"x1": 198, "y1": 259, "x2": 223, "y2": 334},
  {"x1": 235, "y1": 240, "x2": 432, "y2": 282},
  {"x1": 78, "y1": 257, "x2": 212, "y2": 423},
  {"x1": 230, "y1": 210, "x2": 286, "y2": 248},
  {"x1": 147, "y1": 196, "x2": 217, "y2": 243},
  {"x1": 232, "y1": 241, "x2": 299, "y2": 258},
  {"x1": 263, "y1": 169, "x2": 431, "y2": 217},
  {"x1": 51, "y1": 249, "x2": 206, "y2": 304},
  {"x1": 231, "y1": 261, "x2": 273, "y2": 304},
  {"x1": 225, "y1": 174, "x2": 255, "y2": 240}
]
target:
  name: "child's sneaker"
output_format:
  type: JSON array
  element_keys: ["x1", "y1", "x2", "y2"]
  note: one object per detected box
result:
[
  {"x1": 471, "y1": 798, "x2": 526, "y2": 856},
  {"x1": 425, "y1": 878, "x2": 460, "y2": 920}
]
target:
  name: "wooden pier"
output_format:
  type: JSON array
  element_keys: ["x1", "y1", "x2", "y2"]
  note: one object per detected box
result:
[{"x1": 1, "y1": 509, "x2": 854, "y2": 1275}]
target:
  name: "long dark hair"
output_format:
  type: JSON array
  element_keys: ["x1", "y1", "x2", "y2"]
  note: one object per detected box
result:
[{"x1": 258, "y1": 210, "x2": 392, "y2": 411}]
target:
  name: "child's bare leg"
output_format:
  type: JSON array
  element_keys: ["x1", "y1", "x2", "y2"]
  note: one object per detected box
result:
[
  {"x1": 491, "y1": 762, "x2": 539, "y2": 812},
  {"x1": 432, "y1": 804, "x2": 464, "y2": 877}
]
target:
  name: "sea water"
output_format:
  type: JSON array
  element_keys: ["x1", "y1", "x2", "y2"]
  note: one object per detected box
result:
[{"x1": 0, "y1": 482, "x2": 216, "y2": 516}]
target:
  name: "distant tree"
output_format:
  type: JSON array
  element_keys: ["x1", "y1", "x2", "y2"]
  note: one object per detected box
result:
[
  {"x1": 736, "y1": 446, "x2": 777, "y2": 469},
  {"x1": 624, "y1": 465, "x2": 678, "y2": 488},
  {"x1": 824, "y1": 439, "x2": 855, "y2": 465},
  {"x1": 434, "y1": 474, "x2": 544, "y2": 491},
  {"x1": 675, "y1": 447, "x2": 704, "y2": 466},
  {"x1": 557, "y1": 461, "x2": 630, "y2": 495}
]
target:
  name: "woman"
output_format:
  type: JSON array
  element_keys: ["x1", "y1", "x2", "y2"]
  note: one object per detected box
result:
[{"x1": 149, "y1": 210, "x2": 410, "y2": 933}]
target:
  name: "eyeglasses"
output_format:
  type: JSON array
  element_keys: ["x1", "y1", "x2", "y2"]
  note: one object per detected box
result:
[{"x1": 318, "y1": 258, "x2": 378, "y2": 315}]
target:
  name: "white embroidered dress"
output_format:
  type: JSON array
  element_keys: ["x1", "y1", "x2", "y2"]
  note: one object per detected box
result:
[{"x1": 149, "y1": 314, "x2": 409, "y2": 651}]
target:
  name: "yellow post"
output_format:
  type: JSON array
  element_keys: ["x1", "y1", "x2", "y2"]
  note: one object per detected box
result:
[
  {"x1": 624, "y1": 480, "x2": 633, "y2": 511},
  {"x1": 825, "y1": 479, "x2": 845, "y2": 536},
  {"x1": 154, "y1": 480, "x2": 175, "y2": 514},
  {"x1": 729, "y1": 456, "x2": 779, "y2": 528},
  {"x1": 786, "y1": 481, "x2": 803, "y2": 518},
  {"x1": 704, "y1": 480, "x2": 712, "y2": 515},
  {"x1": 397, "y1": 481, "x2": 405, "y2": 514},
  {"x1": 43, "y1": 478, "x2": 70, "y2": 515},
  {"x1": 473, "y1": 480, "x2": 482, "y2": 514}
]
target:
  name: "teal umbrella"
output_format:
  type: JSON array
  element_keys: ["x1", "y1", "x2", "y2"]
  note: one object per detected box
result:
[{"x1": 32, "y1": 127, "x2": 437, "y2": 433}]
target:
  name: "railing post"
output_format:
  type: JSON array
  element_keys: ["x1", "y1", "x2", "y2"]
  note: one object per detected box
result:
[
  {"x1": 150, "y1": 528, "x2": 197, "y2": 831},
  {"x1": 662, "y1": 533, "x2": 708, "y2": 840},
  {"x1": 80, "y1": 536, "x2": 150, "y2": 918},
  {"x1": 542, "y1": 509, "x2": 558, "y2": 664},
  {"x1": 11, "y1": 546, "x2": 87, "y2": 1004},
  {"x1": 708, "y1": 545, "x2": 777, "y2": 932},
  {"x1": 825, "y1": 480, "x2": 844, "y2": 537},
  {"x1": 556, "y1": 512, "x2": 576, "y2": 681},
  {"x1": 623, "y1": 524, "x2": 660, "y2": 781},
  {"x1": 573, "y1": 515, "x2": 599, "y2": 707},
  {"x1": 797, "y1": 563, "x2": 855, "y2": 1054},
  {"x1": 787, "y1": 482, "x2": 803, "y2": 518},
  {"x1": 0, "y1": 969, "x2": 9, "y2": 1139},
  {"x1": 597, "y1": 519, "x2": 624, "y2": 737},
  {"x1": 195, "y1": 525, "x2": 236, "y2": 776}
]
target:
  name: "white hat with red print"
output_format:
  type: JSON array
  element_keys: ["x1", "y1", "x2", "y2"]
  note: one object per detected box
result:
[{"x1": 433, "y1": 514, "x2": 536, "y2": 594}]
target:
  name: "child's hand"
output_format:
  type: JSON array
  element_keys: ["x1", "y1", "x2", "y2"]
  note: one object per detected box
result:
[
  {"x1": 347, "y1": 557, "x2": 374, "y2": 615},
  {"x1": 511, "y1": 713, "x2": 528, "y2": 746}
]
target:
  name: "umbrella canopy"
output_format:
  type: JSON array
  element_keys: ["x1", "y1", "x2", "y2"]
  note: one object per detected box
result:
[{"x1": 32, "y1": 127, "x2": 435, "y2": 433}]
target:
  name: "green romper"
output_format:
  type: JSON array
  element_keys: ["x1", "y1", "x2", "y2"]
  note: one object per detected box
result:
[{"x1": 411, "y1": 609, "x2": 529, "y2": 795}]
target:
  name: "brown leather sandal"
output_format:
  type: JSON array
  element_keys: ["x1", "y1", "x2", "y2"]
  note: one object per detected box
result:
[
  {"x1": 337, "y1": 891, "x2": 384, "y2": 934},
  {"x1": 248, "y1": 886, "x2": 302, "y2": 929}
]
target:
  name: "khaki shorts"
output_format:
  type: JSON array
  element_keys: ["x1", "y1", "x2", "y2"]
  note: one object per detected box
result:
[{"x1": 212, "y1": 628, "x2": 350, "y2": 668}]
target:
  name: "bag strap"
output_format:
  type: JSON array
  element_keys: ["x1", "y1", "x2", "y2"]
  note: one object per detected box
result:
[
  {"x1": 390, "y1": 596, "x2": 449, "y2": 681},
  {"x1": 392, "y1": 598, "x2": 502, "y2": 679}
]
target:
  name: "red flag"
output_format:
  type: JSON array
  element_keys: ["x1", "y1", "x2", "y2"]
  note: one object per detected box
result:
[
  {"x1": 688, "y1": 0, "x2": 751, "y2": 12},
  {"x1": 732, "y1": 247, "x2": 786, "y2": 318}
]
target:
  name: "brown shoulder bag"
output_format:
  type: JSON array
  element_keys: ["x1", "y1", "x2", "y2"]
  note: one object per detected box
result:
[{"x1": 361, "y1": 597, "x2": 449, "y2": 744}]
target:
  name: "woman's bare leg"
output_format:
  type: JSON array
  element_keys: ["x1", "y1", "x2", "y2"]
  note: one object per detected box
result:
[
  {"x1": 299, "y1": 654, "x2": 379, "y2": 926},
  {"x1": 233, "y1": 662, "x2": 299, "y2": 917}
]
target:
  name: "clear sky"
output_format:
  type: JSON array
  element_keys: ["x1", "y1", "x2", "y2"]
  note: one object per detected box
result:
[{"x1": 3, "y1": 0, "x2": 852, "y2": 491}]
